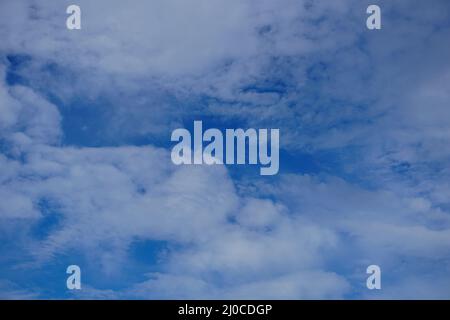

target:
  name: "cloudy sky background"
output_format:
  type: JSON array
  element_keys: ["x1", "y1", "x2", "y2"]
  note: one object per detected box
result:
[{"x1": 1, "y1": 0, "x2": 450, "y2": 299}]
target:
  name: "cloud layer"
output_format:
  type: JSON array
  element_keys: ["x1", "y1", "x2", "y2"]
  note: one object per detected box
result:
[{"x1": 0, "y1": 0, "x2": 450, "y2": 299}]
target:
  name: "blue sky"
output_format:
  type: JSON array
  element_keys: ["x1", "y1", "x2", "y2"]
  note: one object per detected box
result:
[{"x1": 1, "y1": 0, "x2": 450, "y2": 299}]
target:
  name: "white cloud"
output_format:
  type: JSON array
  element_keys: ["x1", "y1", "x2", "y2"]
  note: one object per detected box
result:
[
  {"x1": 127, "y1": 271, "x2": 349, "y2": 299},
  {"x1": 1, "y1": 0, "x2": 450, "y2": 299}
]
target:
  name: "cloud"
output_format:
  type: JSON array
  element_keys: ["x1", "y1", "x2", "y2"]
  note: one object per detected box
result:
[
  {"x1": 0, "y1": 0, "x2": 450, "y2": 299},
  {"x1": 0, "y1": 71, "x2": 349, "y2": 296},
  {"x1": 127, "y1": 271, "x2": 349, "y2": 299},
  {"x1": 0, "y1": 280, "x2": 38, "y2": 299}
]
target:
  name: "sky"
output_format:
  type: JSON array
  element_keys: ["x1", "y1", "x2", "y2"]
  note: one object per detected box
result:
[{"x1": 0, "y1": 0, "x2": 450, "y2": 299}]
